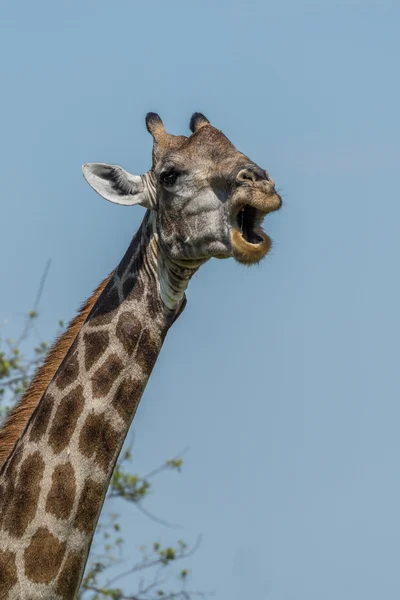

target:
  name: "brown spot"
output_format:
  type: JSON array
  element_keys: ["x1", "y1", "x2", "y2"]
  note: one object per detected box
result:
[
  {"x1": 94, "y1": 420, "x2": 120, "y2": 472},
  {"x1": 101, "y1": 283, "x2": 120, "y2": 310},
  {"x1": 92, "y1": 354, "x2": 123, "y2": 398},
  {"x1": 117, "y1": 233, "x2": 141, "y2": 277},
  {"x1": 136, "y1": 329, "x2": 159, "y2": 373},
  {"x1": 56, "y1": 549, "x2": 85, "y2": 598},
  {"x1": 30, "y1": 393, "x2": 54, "y2": 442},
  {"x1": 74, "y1": 478, "x2": 103, "y2": 534},
  {"x1": 24, "y1": 526, "x2": 66, "y2": 583},
  {"x1": 55, "y1": 345, "x2": 79, "y2": 391},
  {"x1": 48, "y1": 385, "x2": 85, "y2": 454},
  {"x1": 112, "y1": 376, "x2": 142, "y2": 424},
  {"x1": 78, "y1": 413, "x2": 101, "y2": 460},
  {"x1": 0, "y1": 550, "x2": 17, "y2": 597},
  {"x1": 89, "y1": 286, "x2": 120, "y2": 325},
  {"x1": 79, "y1": 413, "x2": 120, "y2": 472},
  {"x1": 116, "y1": 312, "x2": 141, "y2": 355},
  {"x1": 45, "y1": 462, "x2": 76, "y2": 520},
  {"x1": 3, "y1": 451, "x2": 44, "y2": 538},
  {"x1": 84, "y1": 330, "x2": 110, "y2": 371}
]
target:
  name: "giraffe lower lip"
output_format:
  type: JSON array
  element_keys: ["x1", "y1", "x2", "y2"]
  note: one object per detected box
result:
[{"x1": 230, "y1": 226, "x2": 272, "y2": 264}]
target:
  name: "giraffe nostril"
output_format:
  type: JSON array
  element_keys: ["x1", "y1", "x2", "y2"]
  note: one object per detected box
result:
[
  {"x1": 237, "y1": 169, "x2": 256, "y2": 183},
  {"x1": 236, "y1": 167, "x2": 269, "y2": 184}
]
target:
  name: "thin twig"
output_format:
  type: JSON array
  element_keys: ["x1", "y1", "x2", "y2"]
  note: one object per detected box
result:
[
  {"x1": 16, "y1": 259, "x2": 51, "y2": 345},
  {"x1": 142, "y1": 446, "x2": 190, "y2": 481},
  {"x1": 106, "y1": 535, "x2": 202, "y2": 588},
  {"x1": 134, "y1": 502, "x2": 183, "y2": 530}
]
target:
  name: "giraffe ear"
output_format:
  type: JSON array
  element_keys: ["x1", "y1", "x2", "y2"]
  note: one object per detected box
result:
[{"x1": 82, "y1": 163, "x2": 151, "y2": 208}]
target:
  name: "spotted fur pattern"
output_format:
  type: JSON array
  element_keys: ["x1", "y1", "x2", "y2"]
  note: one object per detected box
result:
[{"x1": 0, "y1": 214, "x2": 188, "y2": 599}]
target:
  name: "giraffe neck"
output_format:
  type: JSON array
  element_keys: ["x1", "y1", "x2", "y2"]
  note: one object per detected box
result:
[{"x1": 0, "y1": 211, "x2": 197, "y2": 600}]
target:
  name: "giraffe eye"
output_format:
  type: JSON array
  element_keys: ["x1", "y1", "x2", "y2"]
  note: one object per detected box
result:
[{"x1": 160, "y1": 170, "x2": 179, "y2": 187}]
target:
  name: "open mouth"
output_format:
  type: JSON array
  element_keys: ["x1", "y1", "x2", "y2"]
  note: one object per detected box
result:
[
  {"x1": 236, "y1": 205, "x2": 264, "y2": 245},
  {"x1": 230, "y1": 199, "x2": 277, "y2": 264},
  {"x1": 229, "y1": 187, "x2": 281, "y2": 264}
]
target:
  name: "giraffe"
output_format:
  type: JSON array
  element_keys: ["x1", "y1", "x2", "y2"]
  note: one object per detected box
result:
[{"x1": 0, "y1": 112, "x2": 282, "y2": 599}]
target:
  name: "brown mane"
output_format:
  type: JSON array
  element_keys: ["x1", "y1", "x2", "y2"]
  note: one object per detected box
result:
[{"x1": 0, "y1": 271, "x2": 114, "y2": 470}]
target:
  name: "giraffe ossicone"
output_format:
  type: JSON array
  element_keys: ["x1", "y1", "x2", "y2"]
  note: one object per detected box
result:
[{"x1": 0, "y1": 112, "x2": 282, "y2": 599}]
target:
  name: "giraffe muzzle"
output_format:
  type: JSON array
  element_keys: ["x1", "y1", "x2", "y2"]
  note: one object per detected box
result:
[{"x1": 229, "y1": 184, "x2": 282, "y2": 264}]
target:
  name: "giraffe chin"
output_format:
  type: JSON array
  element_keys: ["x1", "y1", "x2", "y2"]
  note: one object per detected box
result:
[{"x1": 230, "y1": 227, "x2": 272, "y2": 265}]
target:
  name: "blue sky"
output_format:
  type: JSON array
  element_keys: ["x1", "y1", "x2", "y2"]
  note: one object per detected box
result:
[{"x1": 1, "y1": 0, "x2": 400, "y2": 598}]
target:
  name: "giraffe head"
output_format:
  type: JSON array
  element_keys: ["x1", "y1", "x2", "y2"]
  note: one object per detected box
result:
[{"x1": 82, "y1": 112, "x2": 282, "y2": 265}]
